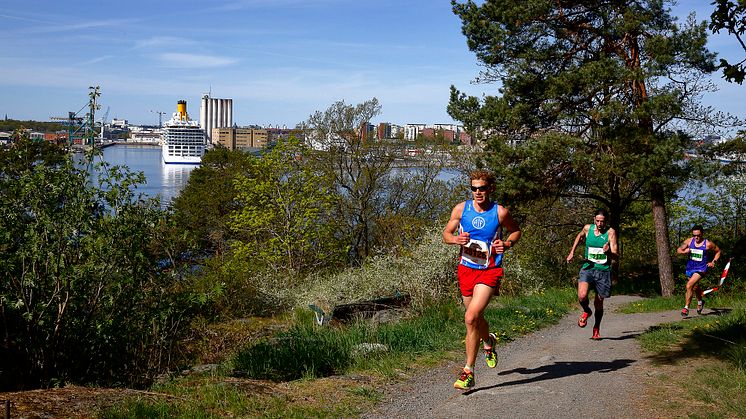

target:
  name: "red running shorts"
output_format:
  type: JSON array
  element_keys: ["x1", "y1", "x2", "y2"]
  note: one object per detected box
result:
[{"x1": 457, "y1": 264, "x2": 503, "y2": 297}]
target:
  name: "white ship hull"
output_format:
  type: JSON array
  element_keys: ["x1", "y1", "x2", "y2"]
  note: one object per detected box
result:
[
  {"x1": 161, "y1": 102, "x2": 205, "y2": 165},
  {"x1": 162, "y1": 147, "x2": 203, "y2": 164}
]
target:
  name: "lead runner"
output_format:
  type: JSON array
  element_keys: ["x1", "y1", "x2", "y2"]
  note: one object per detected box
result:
[{"x1": 443, "y1": 169, "x2": 521, "y2": 390}]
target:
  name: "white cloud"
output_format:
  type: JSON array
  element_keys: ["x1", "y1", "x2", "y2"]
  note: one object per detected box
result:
[
  {"x1": 21, "y1": 18, "x2": 139, "y2": 34},
  {"x1": 82, "y1": 55, "x2": 116, "y2": 65},
  {"x1": 156, "y1": 53, "x2": 237, "y2": 68},
  {"x1": 132, "y1": 36, "x2": 201, "y2": 50}
]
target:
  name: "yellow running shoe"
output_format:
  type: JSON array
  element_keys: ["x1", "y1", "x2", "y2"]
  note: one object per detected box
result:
[
  {"x1": 453, "y1": 369, "x2": 474, "y2": 389},
  {"x1": 484, "y1": 332, "x2": 497, "y2": 368}
]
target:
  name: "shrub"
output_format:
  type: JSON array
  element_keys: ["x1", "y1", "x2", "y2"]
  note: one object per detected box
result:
[{"x1": 296, "y1": 228, "x2": 458, "y2": 313}]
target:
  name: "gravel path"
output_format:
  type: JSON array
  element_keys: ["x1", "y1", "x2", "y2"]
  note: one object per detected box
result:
[{"x1": 364, "y1": 295, "x2": 684, "y2": 418}]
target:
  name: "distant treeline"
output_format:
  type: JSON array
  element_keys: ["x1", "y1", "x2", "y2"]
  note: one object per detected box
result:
[{"x1": 0, "y1": 119, "x2": 67, "y2": 133}]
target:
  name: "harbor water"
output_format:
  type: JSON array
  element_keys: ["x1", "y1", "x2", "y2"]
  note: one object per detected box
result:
[{"x1": 91, "y1": 144, "x2": 197, "y2": 207}]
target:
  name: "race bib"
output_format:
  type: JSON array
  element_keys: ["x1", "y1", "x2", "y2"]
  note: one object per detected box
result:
[
  {"x1": 587, "y1": 246, "x2": 607, "y2": 264},
  {"x1": 461, "y1": 239, "x2": 491, "y2": 267},
  {"x1": 691, "y1": 248, "x2": 704, "y2": 262}
]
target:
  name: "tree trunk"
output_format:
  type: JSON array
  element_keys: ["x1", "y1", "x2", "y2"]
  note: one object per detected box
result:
[
  {"x1": 651, "y1": 182, "x2": 675, "y2": 296},
  {"x1": 609, "y1": 202, "x2": 621, "y2": 286}
]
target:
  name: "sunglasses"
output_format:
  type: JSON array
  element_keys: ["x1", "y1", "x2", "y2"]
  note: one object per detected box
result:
[{"x1": 470, "y1": 185, "x2": 490, "y2": 192}]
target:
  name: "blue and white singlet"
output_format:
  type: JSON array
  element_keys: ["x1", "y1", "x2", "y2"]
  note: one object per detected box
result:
[{"x1": 459, "y1": 200, "x2": 501, "y2": 269}]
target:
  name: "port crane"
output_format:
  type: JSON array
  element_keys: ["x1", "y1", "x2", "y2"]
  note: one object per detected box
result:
[
  {"x1": 50, "y1": 111, "x2": 84, "y2": 146},
  {"x1": 151, "y1": 110, "x2": 167, "y2": 128},
  {"x1": 50, "y1": 86, "x2": 100, "y2": 147}
]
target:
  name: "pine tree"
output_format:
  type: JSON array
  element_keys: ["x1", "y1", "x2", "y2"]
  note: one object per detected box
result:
[{"x1": 449, "y1": 0, "x2": 721, "y2": 295}]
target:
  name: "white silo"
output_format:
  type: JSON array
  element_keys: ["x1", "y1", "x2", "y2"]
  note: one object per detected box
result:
[{"x1": 199, "y1": 95, "x2": 234, "y2": 144}]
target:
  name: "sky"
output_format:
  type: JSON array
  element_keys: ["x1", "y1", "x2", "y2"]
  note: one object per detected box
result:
[{"x1": 1, "y1": 0, "x2": 744, "y2": 131}]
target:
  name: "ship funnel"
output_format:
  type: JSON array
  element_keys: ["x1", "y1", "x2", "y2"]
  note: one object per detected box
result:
[{"x1": 177, "y1": 100, "x2": 188, "y2": 121}]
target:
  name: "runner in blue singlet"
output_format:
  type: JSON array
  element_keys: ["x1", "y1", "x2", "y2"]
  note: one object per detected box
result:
[
  {"x1": 443, "y1": 169, "x2": 521, "y2": 390},
  {"x1": 676, "y1": 225, "x2": 721, "y2": 316}
]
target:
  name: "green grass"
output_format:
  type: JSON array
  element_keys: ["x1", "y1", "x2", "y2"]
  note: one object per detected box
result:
[
  {"x1": 101, "y1": 287, "x2": 578, "y2": 418},
  {"x1": 631, "y1": 297, "x2": 746, "y2": 418},
  {"x1": 231, "y1": 287, "x2": 576, "y2": 381},
  {"x1": 618, "y1": 293, "x2": 740, "y2": 314}
]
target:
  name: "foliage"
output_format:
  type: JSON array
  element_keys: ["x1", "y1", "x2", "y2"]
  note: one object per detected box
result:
[
  {"x1": 0, "y1": 139, "x2": 202, "y2": 389},
  {"x1": 170, "y1": 146, "x2": 255, "y2": 256},
  {"x1": 707, "y1": 132, "x2": 746, "y2": 175},
  {"x1": 0, "y1": 119, "x2": 66, "y2": 134},
  {"x1": 303, "y1": 98, "x2": 460, "y2": 262},
  {"x1": 296, "y1": 228, "x2": 458, "y2": 313},
  {"x1": 710, "y1": 0, "x2": 746, "y2": 84},
  {"x1": 499, "y1": 197, "x2": 591, "y2": 295},
  {"x1": 675, "y1": 173, "x2": 746, "y2": 258},
  {"x1": 303, "y1": 98, "x2": 393, "y2": 261},
  {"x1": 230, "y1": 137, "x2": 344, "y2": 277},
  {"x1": 172, "y1": 129, "x2": 461, "y2": 318}
]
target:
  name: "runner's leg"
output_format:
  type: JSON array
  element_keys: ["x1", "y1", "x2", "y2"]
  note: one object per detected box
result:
[
  {"x1": 578, "y1": 281, "x2": 591, "y2": 314},
  {"x1": 463, "y1": 284, "x2": 494, "y2": 367},
  {"x1": 685, "y1": 273, "x2": 702, "y2": 308},
  {"x1": 593, "y1": 295, "x2": 604, "y2": 328}
]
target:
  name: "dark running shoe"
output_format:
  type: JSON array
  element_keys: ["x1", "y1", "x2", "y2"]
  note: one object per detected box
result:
[{"x1": 697, "y1": 300, "x2": 705, "y2": 315}]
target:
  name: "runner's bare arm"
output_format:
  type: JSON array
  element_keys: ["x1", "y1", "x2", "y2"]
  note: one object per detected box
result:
[
  {"x1": 676, "y1": 238, "x2": 692, "y2": 254},
  {"x1": 443, "y1": 202, "x2": 469, "y2": 246},
  {"x1": 493, "y1": 205, "x2": 521, "y2": 253},
  {"x1": 605, "y1": 228, "x2": 619, "y2": 260},
  {"x1": 566, "y1": 225, "x2": 589, "y2": 262}
]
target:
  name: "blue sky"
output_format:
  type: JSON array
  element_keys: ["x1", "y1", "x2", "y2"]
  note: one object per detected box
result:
[{"x1": 1, "y1": 0, "x2": 744, "y2": 130}]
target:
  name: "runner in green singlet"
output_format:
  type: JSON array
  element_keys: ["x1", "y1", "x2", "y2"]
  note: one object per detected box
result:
[{"x1": 566, "y1": 209, "x2": 618, "y2": 340}]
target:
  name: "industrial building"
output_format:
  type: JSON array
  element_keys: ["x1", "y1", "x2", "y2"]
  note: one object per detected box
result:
[
  {"x1": 199, "y1": 95, "x2": 233, "y2": 144},
  {"x1": 212, "y1": 127, "x2": 268, "y2": 151}
]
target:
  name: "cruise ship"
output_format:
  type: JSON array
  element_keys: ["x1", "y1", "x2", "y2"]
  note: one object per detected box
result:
[{"x1": 162, "y1": 100, "x2": 205, "y2": 164}]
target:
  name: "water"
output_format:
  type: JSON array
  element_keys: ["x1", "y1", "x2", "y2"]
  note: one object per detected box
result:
[{"x1": 92, "y1": 144, "x2": 197, "y2": 206}]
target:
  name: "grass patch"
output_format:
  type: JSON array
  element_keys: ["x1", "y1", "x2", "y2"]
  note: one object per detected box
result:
[
  {"x1": 618, "y1": 293, "x2": 741, "y2": 315},
  {"x1": 102, "y1": 287, "x2": 577, "y2": 417},
  {"x1": 231, "y1": 287, "x2": 577, "y2": 381},
  {"x1": 637, "y1": 300, "x2": 746, "y2": 418}
]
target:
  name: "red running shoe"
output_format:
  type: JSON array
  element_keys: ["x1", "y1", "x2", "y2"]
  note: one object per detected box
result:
[
  {"x1": 578, "y1": 311, "x2": 590, "y2": 328},
  {"x1": 592, "y1": 327, "x2": 601, "y2": 340}
]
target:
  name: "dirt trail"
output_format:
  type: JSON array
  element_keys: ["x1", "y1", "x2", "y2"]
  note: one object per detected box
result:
[{"x1": 364, "y1": 295, "x2": 684, "y2": 419}]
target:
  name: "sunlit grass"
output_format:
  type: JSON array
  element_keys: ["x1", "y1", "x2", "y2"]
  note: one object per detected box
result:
[
  {"x1": 618, "y1": 293, "x2": 740, "y2": 314},
  {"x1": 637, "y1": 300, "x2": 746, "y2": 418}
]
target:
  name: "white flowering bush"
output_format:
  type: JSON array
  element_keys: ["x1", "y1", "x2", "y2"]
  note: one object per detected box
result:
[{"x1": 296, "y1": 228, "x2": 459, "y2": 313}]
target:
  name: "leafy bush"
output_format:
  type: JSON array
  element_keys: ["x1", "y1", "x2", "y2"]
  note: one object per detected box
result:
[{"x1": 0, "y1": 140, "x2": 202, "y2": 389}]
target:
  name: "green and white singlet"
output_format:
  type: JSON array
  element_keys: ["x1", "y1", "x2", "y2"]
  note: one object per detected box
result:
[{"x1": 583, "y1": 224, "x2": 611, "y2": 271}]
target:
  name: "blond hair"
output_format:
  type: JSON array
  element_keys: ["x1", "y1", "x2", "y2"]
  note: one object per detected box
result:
[{"x1": 469, "y1": 169, "x2": 496, "y2": 185}]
